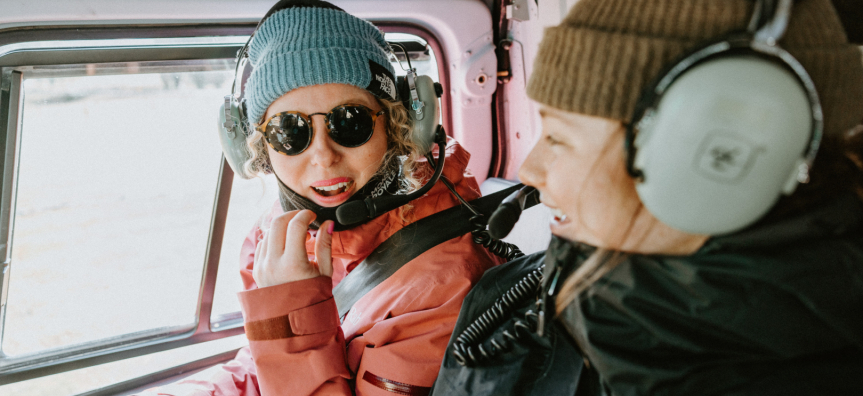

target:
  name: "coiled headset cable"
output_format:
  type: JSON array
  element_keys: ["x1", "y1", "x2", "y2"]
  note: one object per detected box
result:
[
  {"x1": 451, "y1": 264, "x2": 544, "y2": 366},
  {"x1": 424, "y1": 153, "x2": 541, "y2": 366},
  {"x1": 425, "y1": 153, "x2": 525, "y2": 261}
]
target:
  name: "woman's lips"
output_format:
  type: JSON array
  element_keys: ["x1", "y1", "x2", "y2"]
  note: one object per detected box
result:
[
  {"x1": 549, "y1": 207, "x2": 569, "y2": 223},
  {"x1": 310, "y1": 178, "x2": 355, "y2": 205},
  {"x1": 539, "y1": 192, "x2": 570, "y2": 225},
  {"x1": 311, "y1": 177, "x2": 350, "y2": 187},
  {"x1": 548, "y1": 206, "x2": 572, "y2": 238}
]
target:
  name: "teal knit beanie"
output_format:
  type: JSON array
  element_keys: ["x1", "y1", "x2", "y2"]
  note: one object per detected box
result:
[{"x1": 244, "y1": 5, "x2": 398, "y2": 124}]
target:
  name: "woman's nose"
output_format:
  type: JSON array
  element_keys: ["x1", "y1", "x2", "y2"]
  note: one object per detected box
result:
[
  {"x1": 308, "y1": 115, "x2": 339, "y2": 167},
  {"x1": 518, "y1": 141, "x2": 548, "y2": 188}
]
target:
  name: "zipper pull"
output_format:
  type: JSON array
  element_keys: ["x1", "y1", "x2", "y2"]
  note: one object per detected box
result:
[
  {"x1": 537, "y1": 266, "x2": 562, "y2": 337},
  {"x1": 548, "y1": 266, "x2": 562, "y2": 296},
  {"x1": 537, "y1": 309, "x2": 545, "y2": 337}
]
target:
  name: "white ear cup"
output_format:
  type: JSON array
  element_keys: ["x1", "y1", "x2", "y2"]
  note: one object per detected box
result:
[
  {"x1": 633, "y1": 56, "x2": 812, "y2": 235},
  {"x1": 217, "y1": 97, "x2": 255, "y2": 179}
]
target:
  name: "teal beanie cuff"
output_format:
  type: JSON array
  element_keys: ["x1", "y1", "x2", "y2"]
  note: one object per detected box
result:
[{"x1": 244, "y1": 7, "x2": 398, "y2": 124}]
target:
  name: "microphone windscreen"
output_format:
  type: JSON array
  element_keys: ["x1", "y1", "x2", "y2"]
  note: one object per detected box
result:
[
  {"x1": 488, "y1": 203, "x2": 521, "y2": 239},
  {"x1": 336, "y1": 201, "x2": 370, "y2": 226}
]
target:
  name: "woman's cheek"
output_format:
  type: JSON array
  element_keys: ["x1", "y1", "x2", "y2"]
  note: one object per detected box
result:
[{"x1": 554, "y1": 147, "x2": 583, "y2": 192}]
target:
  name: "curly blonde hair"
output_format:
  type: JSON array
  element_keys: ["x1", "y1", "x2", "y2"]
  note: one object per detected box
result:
[{"x1": 243, "y1": 97, "x2": 429, "y2": 194}]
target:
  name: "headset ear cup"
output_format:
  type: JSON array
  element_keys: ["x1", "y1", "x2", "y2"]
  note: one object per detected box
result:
[
  {"x1": 218, "y1": 96, "x2": 255, "y2": 179},
  {"x1": 633, "y1": 56, "x2": 813, "y2": 235},
  {"x1": 398, "y1": 75, "x2": 440, "y2": 154}
]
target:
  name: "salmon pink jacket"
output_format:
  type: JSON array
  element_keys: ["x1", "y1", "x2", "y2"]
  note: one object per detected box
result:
[{"x1": 138, "y1": 140, "x2": 503, "y2": 396}]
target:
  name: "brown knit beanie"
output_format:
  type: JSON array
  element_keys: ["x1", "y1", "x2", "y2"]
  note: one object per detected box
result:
[{"x1": 527, "y1": 0, "x2": 863, "y2": 136}]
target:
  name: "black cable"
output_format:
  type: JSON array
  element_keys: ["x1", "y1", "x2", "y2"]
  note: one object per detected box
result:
[
  {"x1": 469, "y1": 213, "x2": 525, "y2": 260},
  {"x1": 424, "y1": 153, "x2": 524, "y2": 261},
  {"x1": 451, "y1": 264, "x2": 545, "y2": 367},
  {"x1": 421, "y1": 155, "x2": 540, "y2": 367},
  {"x1": 389, "y1": 42, "x2": 413, "y2": 71}
]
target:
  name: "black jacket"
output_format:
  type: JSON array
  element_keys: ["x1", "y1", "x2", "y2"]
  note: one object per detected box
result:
[
  {"x1": 557, "y1": 193, "x2": 863, "y2": 395},
  {"x1": 434, "y1": 193, "x2": 863, "y2": 395},
  {"x1": 432, "y1": 249, "x2": 584, "y2": 396}
]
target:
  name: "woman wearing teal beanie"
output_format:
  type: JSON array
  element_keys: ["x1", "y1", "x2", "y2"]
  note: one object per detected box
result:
[{"x1": 137, "y1": 1, "x2": 503, "y2": 395}]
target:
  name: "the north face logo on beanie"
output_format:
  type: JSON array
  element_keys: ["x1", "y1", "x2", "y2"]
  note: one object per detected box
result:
[{"x1": 367, "y1": 60, "x2": 398, "y2": 101}]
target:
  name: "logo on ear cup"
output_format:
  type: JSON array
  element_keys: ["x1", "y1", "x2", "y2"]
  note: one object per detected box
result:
[{"x1": 694, "y1": 132, "x2": 763, "y2": 184}]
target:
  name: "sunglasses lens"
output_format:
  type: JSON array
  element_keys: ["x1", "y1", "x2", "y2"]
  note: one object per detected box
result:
[
  {"x1": 266, "y1": 114, "x2": 311, "y2": 156},
  {"x1": 328, "y1": 105, "x2": 376, "y2": 148}
]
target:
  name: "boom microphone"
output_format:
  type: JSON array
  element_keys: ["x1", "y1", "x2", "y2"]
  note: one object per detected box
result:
[
  {"x1": 487, "y1": 186, "x2": 539, "y2": 239},
  {"x1": 337, "y1": 127, "x2": 447, "y2": 226}
]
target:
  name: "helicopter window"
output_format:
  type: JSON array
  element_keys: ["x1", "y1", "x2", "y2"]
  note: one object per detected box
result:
[
  {"x1": 0, "y1": 45, "x2": 249, "y2": 392},
  {"x1": 5, "y1": 64, "x2": 233, "y2": 358}
]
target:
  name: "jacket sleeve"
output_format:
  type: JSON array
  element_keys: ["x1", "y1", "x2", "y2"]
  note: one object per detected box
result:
[
  {"x1": 236, "y1": 264, "x2": 479, "y2": 396},
  {"x1": 138, "y1": 218, "x2": 349, "y2": 396},
  {"x1": 130, "y1": 223, "x2": 271, "y2": 396},
  {"x1": 133, "y1": 347, "x2": 260, "y2": 396},
  {"x1": 235, "y1": 215, "x2": 354, "y2": 395},
  {"x1": 237, "y1": 276, "x2": 350, "y2": 395},
  {"x1": 238, "y1": 231, "x2": 492, "y2": 396}
]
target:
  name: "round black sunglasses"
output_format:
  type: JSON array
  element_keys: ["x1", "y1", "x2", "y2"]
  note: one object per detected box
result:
[{"x1": 257, "y1": 104, "x2": 386, "y2": 156}]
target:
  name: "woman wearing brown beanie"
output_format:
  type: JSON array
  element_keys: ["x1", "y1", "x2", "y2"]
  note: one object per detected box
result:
[{"x1": 434, "y1": 0, "x2": 863, "y2": 394}]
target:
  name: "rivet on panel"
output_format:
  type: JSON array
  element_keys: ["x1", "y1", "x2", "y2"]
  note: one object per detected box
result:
[{"x1": 475, "y1": 73, "x2": 488, "y2": 85}]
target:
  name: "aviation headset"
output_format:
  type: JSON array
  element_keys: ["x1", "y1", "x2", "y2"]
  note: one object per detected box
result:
[
  {"x1": 625, "y1": 0, "x2": 822, "y2": 235},
  {"x1": 217, "y1": 0, "x2": 444, "y2": 226}
]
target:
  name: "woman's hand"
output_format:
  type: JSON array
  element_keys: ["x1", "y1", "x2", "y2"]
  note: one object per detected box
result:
[{"x1": 253, "y1": 209, "x2": 334, "y2": 288}]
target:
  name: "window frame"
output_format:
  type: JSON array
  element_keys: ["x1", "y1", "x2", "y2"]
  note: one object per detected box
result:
[{"x1": 0, "y1": 22, "x2": 449, "y2": 387}]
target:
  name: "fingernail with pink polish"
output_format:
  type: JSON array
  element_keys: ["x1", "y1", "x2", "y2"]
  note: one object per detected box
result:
[{"x1": 327, "y1": 221, "x2": 334, "y2": 235}]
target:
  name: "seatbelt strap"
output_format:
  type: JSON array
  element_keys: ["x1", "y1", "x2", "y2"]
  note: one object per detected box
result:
[{"x1": 333, "y1": 183, "x2": 524, "y2": 320}]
